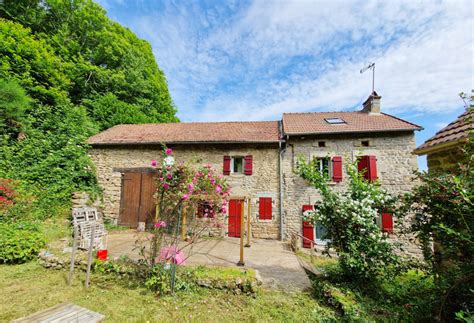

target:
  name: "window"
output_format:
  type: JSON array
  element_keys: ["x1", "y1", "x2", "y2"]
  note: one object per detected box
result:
[
  {"x1": 318, "y1": 141, "x2": 326, "y2": 147},
  {"x1": 232, "y1": 157, "x2": 244, "y2": 174},
  {"x1": 258, "y1": 197, "x2": 272, "y2": 220},
  {"x1": 357, "y1": 155, "x2": 378, "y2": 182},
  {"x1": 197, "y1": 201, "x2": 215, "y2": 218},
  {"x1": 324, "y1": 117, "x2": 346, "y2": 124},
  {"x1": 361, "y1": 140, "x2": 370, "y2": 147},
  {"x1": 313, "y1": 157, "x2": 330, "y2": 177}
]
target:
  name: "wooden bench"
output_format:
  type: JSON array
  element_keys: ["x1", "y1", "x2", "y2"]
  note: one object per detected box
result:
[{"x1": 13, "y1": 303, "x2": 105, "y2": 322}]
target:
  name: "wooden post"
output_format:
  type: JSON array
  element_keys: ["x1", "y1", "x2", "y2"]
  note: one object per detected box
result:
[
  {"x1": 245, "y1": 198, "x2": 251, "y2": 248},
  {"x1": 68, "y1": 225, "x2": 78, "y2": 286},
  {"x1": 237, "y1": 199, "x2": 245, "y2": 266},
  {"x1": 85, "y1": 224, "x2": 96, "y2": 289},
  {"x1": 310, "y1": 240, "x2": 314, "y2": 264},
  {"x1": 181, "y1": 206, "x2": 187, "y2": 241}
]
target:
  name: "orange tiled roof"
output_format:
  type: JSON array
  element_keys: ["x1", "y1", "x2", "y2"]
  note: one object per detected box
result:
[
  {"x1": 87, "y1": 121, "x2": 281, "y2": 145},
  {"x1": 414, "y1": 108, "x2": 473, "y2": 154},
  {"x1": 282, "y1": 111, "x2": 421, "y2": 135}
]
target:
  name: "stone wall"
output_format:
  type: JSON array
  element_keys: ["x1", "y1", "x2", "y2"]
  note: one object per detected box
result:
[
  {"x1": 89, "y1": 144, "x2": 281, "y2": 239},
  {"x1": 281, "y1": 131, "x2": 421, "y2": 255},
  {"x1": 427, "y1": 146, "x2": 465, "y2": 172}
]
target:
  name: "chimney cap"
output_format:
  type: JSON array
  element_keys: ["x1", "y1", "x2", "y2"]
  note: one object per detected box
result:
[{"x1": 363, "y1": 91, "x2": 381, "y2": 105}]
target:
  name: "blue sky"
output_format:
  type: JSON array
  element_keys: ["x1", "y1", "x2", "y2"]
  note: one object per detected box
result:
[{"x1": 97, "y1": 0, "x2": 473, "y2": 170}]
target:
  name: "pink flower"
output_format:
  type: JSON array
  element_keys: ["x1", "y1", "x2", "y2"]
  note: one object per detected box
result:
[
  {"x1": 151, "y1": 160, "x2": 157, "y2": 167},
  {"x1": 182, "y1": 194, "x2": 189, "y2": 200},
  {"x1": 165, "y1": 148, "x2": 173, "y2": 155},
  {"x1": 167, "y1": 173, "x2": 172, "y2": 179},
  {"x1": 166, "y1": 166, "x2": 172, "y2": 171},
  {"x1": 154, "y1": 220, "x2": 167, "y2": 228},
  {"x1": 217, "y1": 174, "x2": 223, "y2": 179},
  {"x1": 159, "y1": 177, "x2": 164, "y2": 182},
  {"x1": 216, "y1": 186, "x2": 222, "y2": 193},
  {"x1": 210, "y1": 178, "x2": 216, "y2": 184},
  {"x1": 220, "y1": 206, "x2": 227, "y2": 213},
  {"x1": 163, "y1": 183, "x2": 170, "y2": 189}
]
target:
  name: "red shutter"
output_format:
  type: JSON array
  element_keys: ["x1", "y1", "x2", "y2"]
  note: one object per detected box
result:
[
  {"x1": 368, "y1": 155, "x2": 377, "y2": 181},
  {"x1": 244, "y1": 155, "x2": 253, "y2": 175},
  {"x1": 332, "y1": 156, "x2": 343, "y2": 182},
  {"x1": 302, "y1": 205, "x2": 314, "y2": 248},
  {"x1": 358, "y1": 155, "x2": 377, "y2": 182},
  {"x1": 381, "y1": 212, "x2": 393, "y2": 233},
  {"x1": 259, "y1": 197, "x2": 272, "y2": 220},
  {"x1": 223, "y1": 156, "x2": 231, "y2": 175}
]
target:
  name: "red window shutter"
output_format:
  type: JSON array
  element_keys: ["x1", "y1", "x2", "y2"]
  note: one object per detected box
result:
[
  {"x1": 302, "y1": 205, "x2": 314, "y2": 212},
  {"x1": 244, "y1": 155, "x2": 253, "y2": 175},
  {"x1": 357, "y1": 155, "x2": 369, "y2": 180},
  {"x1": 259, "y1": 197, "x2": 272, "y2": 220},
  {"x1": 332, "y1": 156, "x2": 343, "y2": 182},
  {"x1": 223, "y1": 156, "x2": 231, "y2": 175},
  {"x1": 381, "y1": 212, "x2": 393, "y2": 233},
  {"x1": 368, "y1": 155, "x2": 378, "y2": 181},
  {"x1": 358, "y1": 155, "x2": 377, "y2": 181}
]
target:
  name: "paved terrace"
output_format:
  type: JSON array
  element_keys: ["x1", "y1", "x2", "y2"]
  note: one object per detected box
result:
[{"x1": 107, "y1": 231, "x2": 311, "y2": 291}]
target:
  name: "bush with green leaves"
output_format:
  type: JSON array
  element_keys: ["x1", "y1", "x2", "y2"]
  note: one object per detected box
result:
[
  {"x1": 0, "y1": 222, "x2": 44, "y2": 264},
  {"x1": 297, "y1": 157, "x2": 401, "y2": 282},
  {"x1": 400, "y1": 139, "x2": 474, "y2": 321}
]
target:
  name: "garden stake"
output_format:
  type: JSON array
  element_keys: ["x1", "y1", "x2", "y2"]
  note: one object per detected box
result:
[
  {"x1": 170, "y1": 205, "x2": 182, "y2": 295},
  {"x1": 237, "y1": 199, "x2": 245, "y2": 266},
  {"x1": 181, "y1": 206, "x2": 186, "y2": 241},
  {"x1": 245, "y1": 198, "x2": 251, "y2": 247},
  {"x1": 68, "y1": 225, "x2": 79, "y2": 286},
  {"x1": 85, "y1": 224, "x2": 96, "y2": 289}
]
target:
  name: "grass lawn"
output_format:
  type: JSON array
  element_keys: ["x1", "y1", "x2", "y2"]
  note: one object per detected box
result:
[{"x1": 0, "y1": 261, "x2": 338, "y2": 322}]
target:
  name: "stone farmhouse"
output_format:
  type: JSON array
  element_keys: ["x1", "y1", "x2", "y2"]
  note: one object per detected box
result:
[{"x1": 88, "y1": 93, "x2": 422, "y2": 246}]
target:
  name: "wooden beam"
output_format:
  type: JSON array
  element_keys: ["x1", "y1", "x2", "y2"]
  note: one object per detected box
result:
[{"x1": 237, "y1": 199, "x2": 245, "y2": 266}]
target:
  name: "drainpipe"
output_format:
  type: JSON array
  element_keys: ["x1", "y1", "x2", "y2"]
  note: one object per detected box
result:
[{"x1": 278, "y1": 121, "x2": 286, "y2": 241}]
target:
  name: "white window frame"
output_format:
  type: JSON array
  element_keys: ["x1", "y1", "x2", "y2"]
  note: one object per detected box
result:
[
  {"x1": 313, "y1": 156, "x2": 332, "y2": 178},
  {"x1": 231, "y1": 156, "x2": 244, "y2": 174}
]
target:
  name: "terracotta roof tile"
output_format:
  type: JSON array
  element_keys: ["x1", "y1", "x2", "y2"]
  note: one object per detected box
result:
[
  {"x1": 87, "y1": 121, "x2": 281, "y2": 145},
  {"x1": 282, "y1": 111, "x2": 421, "y2": 135},
  {"x1": 414, "y1": 109, "x2": 473, "y2": 154}
]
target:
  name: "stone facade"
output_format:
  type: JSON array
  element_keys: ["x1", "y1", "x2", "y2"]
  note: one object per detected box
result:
[
  {"x1": 89, "y1": 144, "x2": 281, "y2": 239},
  {"x1": 426, "y1": 146, "x2": 465, "y2": 172},
  {"x1": 281, "y1": 131, "x2": 421, "y2": 255}
]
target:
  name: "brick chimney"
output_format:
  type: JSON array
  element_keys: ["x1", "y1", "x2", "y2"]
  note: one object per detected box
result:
[{"x1": 362, "y1": 91, "x2": 381, "y2": 114}]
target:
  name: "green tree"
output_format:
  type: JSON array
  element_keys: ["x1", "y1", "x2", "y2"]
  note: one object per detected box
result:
[{"x1": 0, "y1": 79, "x2": 30, "y2": 138}]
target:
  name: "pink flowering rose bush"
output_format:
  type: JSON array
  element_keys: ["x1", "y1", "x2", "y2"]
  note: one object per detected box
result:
[{"x1": 137, "y1": 146, "x2": 230, "y2": 294}]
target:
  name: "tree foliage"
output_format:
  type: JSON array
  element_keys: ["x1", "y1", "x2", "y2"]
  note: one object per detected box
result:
[
  {"x1": 0, "y1": 1, "x2": 178, "y2": 215},
  {"x1": 401, "y1": 138, "x2": 474, "y2": 320}
]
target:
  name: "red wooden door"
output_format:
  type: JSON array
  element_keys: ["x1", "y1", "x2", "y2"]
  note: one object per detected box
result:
[
  {"x1": 119, "y1": 171, "x2": 156, "y2": 228},
  {"x1": 228, "y1": 199, "x2": 243, "y2": 237},
  {"x1": 302, "y1": 205, "x2": 314, "y2": 248}
]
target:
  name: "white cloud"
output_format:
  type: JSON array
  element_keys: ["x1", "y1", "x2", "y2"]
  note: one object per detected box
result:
[{"x1": 102, "y1": 0, "x2": 474, "y2": 122}]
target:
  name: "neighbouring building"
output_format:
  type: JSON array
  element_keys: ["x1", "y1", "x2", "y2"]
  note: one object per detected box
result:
[
  {"x1": 414, "y1": 108, "x2": 473, "y2": 172},
  {"x1": 87, "y1": 92, "x2": 422, "y2": 248}
]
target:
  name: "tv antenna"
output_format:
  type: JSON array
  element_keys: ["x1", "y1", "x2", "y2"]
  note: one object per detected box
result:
[{"x1": 360, "y1": 62, "x2": 375, "y2": 94}]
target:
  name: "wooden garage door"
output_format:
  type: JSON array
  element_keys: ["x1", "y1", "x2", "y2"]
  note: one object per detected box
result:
[{"x1": 119, "y1": 171, "x2": 156, "y2": 227}]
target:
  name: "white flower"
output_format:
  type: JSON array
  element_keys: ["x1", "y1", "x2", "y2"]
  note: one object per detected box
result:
[{"x1": 163, "y1": 156, "x2": 175, "y2": 166}]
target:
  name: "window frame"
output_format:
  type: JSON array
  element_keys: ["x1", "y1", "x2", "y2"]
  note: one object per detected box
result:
[
  {"x1": 313, "y1": 156, "x2": 331, "y2": 178},
  {"x1": 231, "y1": 156, "x2": 244, "y2": 174}
]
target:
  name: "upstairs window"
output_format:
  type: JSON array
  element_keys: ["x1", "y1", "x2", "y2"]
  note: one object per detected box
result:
[
  {"x1": 325, "y1": 117, "x2": 346, "y2": 124},
  {"x1": 313, "y1": 157, "x2": 330, "y2": 177},
  {"x1": 232, "y1": 157, "x2": 244, "y2": 174}
]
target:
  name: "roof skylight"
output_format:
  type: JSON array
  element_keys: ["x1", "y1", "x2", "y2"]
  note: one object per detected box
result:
[{"x1": 325, "y1": 117, "x2": 346, "y2": 124}]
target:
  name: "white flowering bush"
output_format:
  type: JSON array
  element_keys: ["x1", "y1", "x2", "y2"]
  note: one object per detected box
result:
[{"x1": 297, "y1": 157, "x2": 400, "y2": 281}]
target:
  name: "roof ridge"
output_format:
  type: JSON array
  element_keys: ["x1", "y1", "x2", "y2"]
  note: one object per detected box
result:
[
  {"x1": 117, "y1": 120, "x2": 279, "y2": 126},
  {"x1": 283, "y1": 111, "x2": 361, "y2": 115}
]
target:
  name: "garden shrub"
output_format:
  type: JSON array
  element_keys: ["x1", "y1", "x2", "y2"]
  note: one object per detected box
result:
[
  {"x1": 0, "y1": 222, "x2": 45, "y2": 264},
  {"x1": 401, "y1": 139, "x2": 474, "y2": 321},
  {"x1": 297, "y1": 157, "x2": 401, "y2": 282}
]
